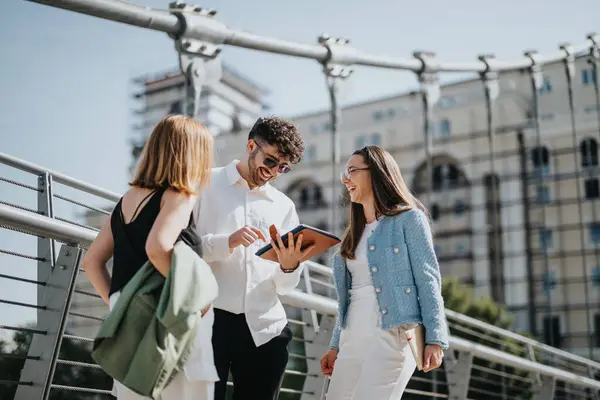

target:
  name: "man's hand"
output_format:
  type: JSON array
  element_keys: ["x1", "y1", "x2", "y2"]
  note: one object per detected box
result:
[
  {"x1": 271, "y1": 230, "x2": 316, "y2": 271},
  {"x1": 228, "y1": 225, "x2": 267, "y2": 249},
  {"x1": 423, "y1": 344, "x2": 444, "y2": 372}
]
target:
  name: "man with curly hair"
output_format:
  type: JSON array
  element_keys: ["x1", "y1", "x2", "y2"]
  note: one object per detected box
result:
[{"x1": 193, "y1": 116, "x2": 310, "y2": 400}]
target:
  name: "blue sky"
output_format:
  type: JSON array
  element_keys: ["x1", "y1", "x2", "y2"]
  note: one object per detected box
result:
[{"x1": 1, "y1": 0, "x2": 599, "y2": 330}]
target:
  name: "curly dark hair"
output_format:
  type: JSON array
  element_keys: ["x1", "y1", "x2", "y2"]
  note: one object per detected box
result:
[{"x1": 248, "y1": 116, "x2": 304, "y2": 164}]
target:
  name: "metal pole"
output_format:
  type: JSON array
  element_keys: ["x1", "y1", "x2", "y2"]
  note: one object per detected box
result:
[
  {"x1": 524, "y1": 50, "x2": 552, "y2": 346},
  {"x1": 318, "y1": 34, "x2": 353, "y2": 235},
  {"x1": 414, "y1": 51, "x2": 441, "y2": 207},
  {"x1": 327, "y1": 76, "x2": 341, "y2": 233},
  {"x1": 560, "y1": 43, "x2": 596, "y2": 361},
  {"x1": 25, "y1": 0, "x2": 600, "y2": 73},
  {"x1": 170, "y1": 3, "x2": 223, "y2": 119},
  {"x1": 479, "y1": 54, "x2": 503, "y2": 303}
]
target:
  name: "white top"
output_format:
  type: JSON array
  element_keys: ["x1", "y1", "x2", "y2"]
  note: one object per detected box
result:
[
  {"x1": 194, "y1": 160, "x2": 303, "y2": 347},
  {"x1": 346, "y1": 220, "x2": 379, "y2": 290}
]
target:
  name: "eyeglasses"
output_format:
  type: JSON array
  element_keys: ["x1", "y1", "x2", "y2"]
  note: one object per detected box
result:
[
  {"x1": 340, "y1": 167, "x2": 369, "y2": 182},
  {"x1": 255, "y1": 141, "x2": 291, "y2": 174}
]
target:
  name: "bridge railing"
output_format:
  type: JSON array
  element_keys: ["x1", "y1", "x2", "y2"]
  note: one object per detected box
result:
[{"x1": 2, "y1": 153, "x2": 600, "y2": 399}]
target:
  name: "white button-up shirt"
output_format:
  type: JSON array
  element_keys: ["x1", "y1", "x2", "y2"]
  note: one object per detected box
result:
[{"x1": 194, "y1": 160, "x2": 303, "y2": 347}]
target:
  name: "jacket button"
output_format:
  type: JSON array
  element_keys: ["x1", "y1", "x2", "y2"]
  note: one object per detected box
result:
[
  {"x1": 405, "y1": 287, "x2": 411, "y2": 294},
  {"x1": 371, "y1": 266, "x2": 378, "y2": 273},
  {"x1": 369, "y1": 245, "x2": 375, "y2": 251},
  {"x1": 375, "y1": 287, "x2": 382, "y2": 293},
  {"x1": 393, "y1": 247, "x2": 399, "y2": 253},
  {"x1": 381, "y1": 308, "x2": 388, "y2": 315}
]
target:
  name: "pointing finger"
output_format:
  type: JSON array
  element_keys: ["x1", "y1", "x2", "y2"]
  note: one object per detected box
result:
[{"x1": 250, "y1": 226, "x2": 266, "y2": 241}]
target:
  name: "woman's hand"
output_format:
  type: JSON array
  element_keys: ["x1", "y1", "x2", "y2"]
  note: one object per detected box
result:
[
  {"x1": 320, "y1": 349, "x2": 338, "y2": 376},
  {"x1": 423, "y1": 344, "x2": 443, "y2": 372}
]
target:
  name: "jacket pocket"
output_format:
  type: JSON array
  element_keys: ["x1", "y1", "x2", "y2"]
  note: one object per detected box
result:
[{"x1": 392, "y1": 284, "x2": 420, "y2": 317}]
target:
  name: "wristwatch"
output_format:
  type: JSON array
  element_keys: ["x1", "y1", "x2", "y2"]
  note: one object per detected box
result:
[{"x1": 280, "y1": 262, "x2": 300, "y2": 273}]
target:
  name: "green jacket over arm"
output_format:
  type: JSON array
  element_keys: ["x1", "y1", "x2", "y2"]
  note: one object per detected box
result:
[{"x1": 91, "y1": 242, "x2": 218, "y2": 399}]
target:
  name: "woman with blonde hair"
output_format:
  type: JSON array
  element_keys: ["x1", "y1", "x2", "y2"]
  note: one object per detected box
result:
[
  {"x1": 320, "y1": 145, "x2": 449, "y2": 400},
  {"x1": 82, "y1": 114, "x2": 217, "y2": 400}
]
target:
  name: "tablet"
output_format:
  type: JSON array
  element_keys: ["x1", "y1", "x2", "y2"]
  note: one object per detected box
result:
[{"x1": 255, "y1": 224, "x2": 341, "y2": 263}]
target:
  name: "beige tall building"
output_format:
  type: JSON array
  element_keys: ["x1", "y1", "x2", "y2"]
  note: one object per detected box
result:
[{"x1": 215, "y1": 55, "x2": 600, "y2": 360}]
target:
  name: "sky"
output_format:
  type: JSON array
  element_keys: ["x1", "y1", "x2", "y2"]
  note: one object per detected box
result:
[{"x1": 1, "y1": 0, "x2": 599, "y2": 331}]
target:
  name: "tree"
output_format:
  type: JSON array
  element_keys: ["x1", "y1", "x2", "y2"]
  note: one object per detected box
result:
[
  {"x1": 405, "y1": 278, "x2": 534, "y2": 399},
  {"x1": 0, "y1": 327, "x2": 112, "y2": 400}
]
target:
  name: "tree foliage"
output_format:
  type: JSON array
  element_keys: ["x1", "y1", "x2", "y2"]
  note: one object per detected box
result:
[{"x1": 0, "y1": 327, "x2": 112, "y2": 400}]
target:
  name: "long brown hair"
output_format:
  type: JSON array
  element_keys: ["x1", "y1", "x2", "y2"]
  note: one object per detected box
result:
[
  {"x1": 340, "y1": 146, "x2": 428, "y2": 260},
  {"x1": 130, "y1": 114, "x2": 213, "y2": 195}
]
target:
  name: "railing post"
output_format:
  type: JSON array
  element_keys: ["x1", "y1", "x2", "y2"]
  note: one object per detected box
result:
[
  {"x1": 302, "y1": 268, "x2": 320, "y2": 333},
  {"x1": 14, "y1": 245, "x2": 83, "y2": 400},
  {"x1": 444, "y1": 349, "x2": 473, "y2": 400},
  {"x1": 413, "y1": 51, "x2": 441, "y2": 207},
  {"x1": 532, "y1": 376, "x2": 556, "y2": 400},
  {"x1": 169, "y1": 1, "x2": 223, "y2": 119},
  {"x1": 318, "y1": 34, "x2": 353, "y2": 237},
  {"x1": 38, "y1": 173, "x2": 55, "y2": 270},
  {"x1": 301, "y1": 312, "x2": 336, "y2": 399}
]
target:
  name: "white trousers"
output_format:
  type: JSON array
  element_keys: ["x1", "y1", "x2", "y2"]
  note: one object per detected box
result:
[
  {"x1": 109, "y1": 293, "x2": 216, "y2": 400},
  {"x1": 326, "y1": 287, "x2": 417, "y2": 400}
]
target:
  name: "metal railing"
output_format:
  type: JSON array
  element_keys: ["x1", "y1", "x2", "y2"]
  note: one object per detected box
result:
[{"x1": 2, "y1": 154, "x2": 600, "y2": 399}]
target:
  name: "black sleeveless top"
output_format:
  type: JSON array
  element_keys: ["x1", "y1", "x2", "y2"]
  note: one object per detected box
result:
[{"x1": 109, "y1": 188, "x2": 202, "y2": 296}]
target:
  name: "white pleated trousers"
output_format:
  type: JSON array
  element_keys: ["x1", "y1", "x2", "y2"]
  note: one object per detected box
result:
[{"x1": 325, "y1": 286, "x2": 417, "y2": 400}]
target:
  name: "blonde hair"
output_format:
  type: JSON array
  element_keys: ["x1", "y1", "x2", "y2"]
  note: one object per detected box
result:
[{"x1": 130, "y1": 114, "x2": 213, "y2": 195}]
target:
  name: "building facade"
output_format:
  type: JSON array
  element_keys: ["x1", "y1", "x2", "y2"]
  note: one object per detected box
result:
[{"x1": 215, "y1": 56, "x2": 600, "y2": 359}]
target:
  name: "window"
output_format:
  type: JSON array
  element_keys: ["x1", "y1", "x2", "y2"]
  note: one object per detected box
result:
[
  {"x1": 541, "y1": 113, "x2": 555, "y2": 121},
  {"x1": 585, "y1": 105, "x2": 598, "y2": 114},
  {"x1": 595, "y1": 314, "x2": 600, "y2": 347},
  {"x1": 590, "y1": 223, "x2": 600, "y2": 244},
  {"x1": 433, "y1": 164, "x2": 463, "y2": 191},
  {"x1": 387, "y1": 108, "x2": 396, "y2": 118},
  {"x1": 580, "y1": 138, "x2": 598, "y2": 167},
  {"x1": 585, "y1": 179, "x2": 600, "y2": 199},
  {"x1": 355, "y1": 135, "x2": 366, "y2": 149},
  {"x1": 303, "y1": 145, "x2": 316, "y2": 162},
  {"x1": 539, "y1": 228, "x2": 553, "y2": 250},
  {"x1": 299, "y1": 188, "x2": 310, "y2": 210},
  {"x1": 456, "y1": 242, "x2": 468, "y2": 256},
  {"x1": 169, "y1": 101, "x2": 182, "y2": 114},
  {"x1": 314, "y1": 186, "x2": 324, "y2": 207},
  {"x1": 372, "y1": 110, "x2": 384, "y2": 121},
  {"x1": 536, "y1": 186, "x2": 551, "y2": 204},
  {"x1": 434, "y1": 244, "x2": 442, "y2": 256},
  {"x1": 370, "y1": 133, "x2": 382, "y2": 146},
  {"x1": 539, "y1": 77, "x2": 553, "y2": 94},
  {"x1": 430, "y1": 204, "x2": 440, "y2": 221},
  {"x1": 542, "y1": 271, "x2": 557, "y2": 293},
  {"x1": 438, "y1": 119, "x2": 451, "y2": 137},
  {"x1": 583, "y1": 69, "x2": 597, "y2": 86},
  {"x1": 454, "y1": 200, "x2": 467, "y2": 216},
  {"x1": 542, "y1": 316, "x2": 561, "y2": 347},
  {"x1": 531, "y1": 146, "x2": 550, "y2": 176},
  {"x1": 592, "y1": 267, "x2": 600, "y2": 288}
]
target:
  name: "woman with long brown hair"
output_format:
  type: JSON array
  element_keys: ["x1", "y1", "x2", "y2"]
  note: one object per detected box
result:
[
  {"x1": 82, "y1": 115, "x2": 217, "y2": 400},
  {"x1": 320, "y1": 146, "x2": 448, "y2": 399}
]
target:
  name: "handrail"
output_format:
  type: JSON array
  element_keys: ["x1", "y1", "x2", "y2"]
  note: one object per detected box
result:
[
  {"x1": 0, "y1": 151, "x2": 121, "y2": 202},
  {"x1": 27, "y1": 0, "x2": 598, "y2": 73},
  {"x1": 1, "y1": 203, "x2": 600, "y2": 390}
]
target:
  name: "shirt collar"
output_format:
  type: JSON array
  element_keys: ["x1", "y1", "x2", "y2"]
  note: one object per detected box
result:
[{"x1": 225, "y1": 160, "x2": 276, "y2": 201}]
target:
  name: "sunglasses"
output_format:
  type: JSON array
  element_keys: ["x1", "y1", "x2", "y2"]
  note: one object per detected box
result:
[
  {"x1": 340, "y1": 167, "x2": 369, "y2": 182},
  {"x1": 255, "y1": 141, "x2": 291, "y2": 174}
]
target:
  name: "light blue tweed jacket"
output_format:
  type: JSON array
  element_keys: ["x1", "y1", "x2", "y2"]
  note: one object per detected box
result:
[{"x1": 329, "y1": 208, "x2": 449, "y2": 350}]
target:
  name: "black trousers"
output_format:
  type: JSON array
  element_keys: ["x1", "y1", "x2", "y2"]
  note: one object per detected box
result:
[{"x1": 212, "y1": 308, "x2": 292, "y2": 400}]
